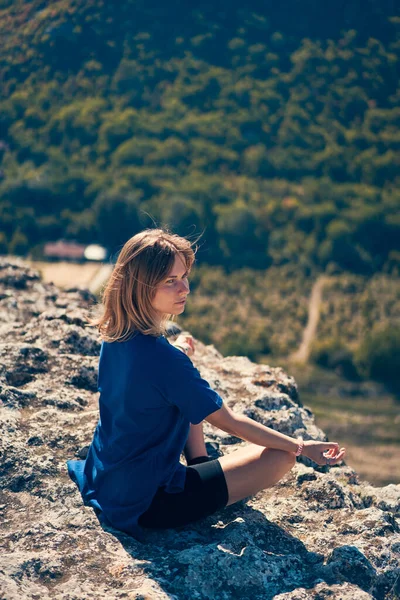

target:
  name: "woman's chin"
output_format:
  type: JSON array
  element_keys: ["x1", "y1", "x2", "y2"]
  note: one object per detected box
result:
[{"x1": 174, "y1": 304, "x2": 186, "y2": 314}]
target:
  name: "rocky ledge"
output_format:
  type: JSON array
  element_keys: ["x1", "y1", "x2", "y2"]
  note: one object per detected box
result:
[{"x1": 0, "y1": 258, "x2": 399, "y2": 600}]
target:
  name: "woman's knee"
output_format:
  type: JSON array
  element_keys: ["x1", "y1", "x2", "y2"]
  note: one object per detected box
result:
[{"x1": 261, "y1": 448, "x2": 296, "y2": 470}]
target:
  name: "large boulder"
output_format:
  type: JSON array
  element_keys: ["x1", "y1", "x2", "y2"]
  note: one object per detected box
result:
[{"x1": 0, "y1": 258, "x2": 399, "y2": 599}]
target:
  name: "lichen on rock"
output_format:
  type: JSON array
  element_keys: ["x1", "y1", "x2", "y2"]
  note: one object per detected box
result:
[{"x1": 0, "y1": 258, "x2": 399, "y2": 600}]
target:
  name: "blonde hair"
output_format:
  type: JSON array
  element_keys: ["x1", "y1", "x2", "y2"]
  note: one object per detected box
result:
[{"x1": 92, "y1": 229, "x2": 196, "y2": 342}]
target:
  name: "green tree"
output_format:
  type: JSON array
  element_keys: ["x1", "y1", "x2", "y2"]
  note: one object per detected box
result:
[
  {"x1": 215, "y1": 202, "x2": 267, "y2": 268},
  {"x1": 154, "y1": 194, "x2": 203, "y2": 237},
  {"x1": 93, "y1": 191, "x2": 143, "y2": 252}
]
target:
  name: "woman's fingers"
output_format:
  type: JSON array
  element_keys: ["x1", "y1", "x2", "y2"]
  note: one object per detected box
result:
[
  {"x1": 181, "y1": 335, "x2": 195, "y2": 349},
  {"x1": 185, "y1": 337, "x2": 195, "y2": 355},
  {"x1": 322, "y1": 447, "x2": 346, "y2": 465},
  {"x1": 325, "y1": 446, "x2": 345, "y2": 457},
  {"x1": 175, "y1": 334, "x2": 195, "y2": 356},
  {"x1": 324, "y1": 448, "x2": 335, "y2": 456},
  {"x1": 329, "y1": 448, "x2": 346, "y2": 464},
  {"x1": 322, "y1": 443, "x2": 340, "y2": 458}
]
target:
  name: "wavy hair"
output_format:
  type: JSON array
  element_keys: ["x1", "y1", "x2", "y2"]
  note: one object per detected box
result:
[{"x1": 93, "y1": 229, "x2": 196, "y2": 341}]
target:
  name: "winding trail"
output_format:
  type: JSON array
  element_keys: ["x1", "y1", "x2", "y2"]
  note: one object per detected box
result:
[{"x1": 290, "y1": 275, "x2": 329, "y2": 364}]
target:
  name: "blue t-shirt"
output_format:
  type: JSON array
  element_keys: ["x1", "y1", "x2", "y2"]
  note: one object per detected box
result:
[{"x1": 67, "y1": 332, "x2": 223, "y2": 537}]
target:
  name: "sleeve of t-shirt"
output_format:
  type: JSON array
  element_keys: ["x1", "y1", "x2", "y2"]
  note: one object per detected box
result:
[{"x1": 156, "y1": 342, "x2": 223, "y2": 425}]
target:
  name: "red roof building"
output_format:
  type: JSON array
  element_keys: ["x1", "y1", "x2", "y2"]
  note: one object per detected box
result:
[{"x1": 44, "y1": 241, "x2": 86, "y2": 261}]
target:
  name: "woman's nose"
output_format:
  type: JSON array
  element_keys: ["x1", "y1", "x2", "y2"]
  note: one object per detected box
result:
[{"x1": 180, "y1": 279, "x2": 190, "y2": 294}]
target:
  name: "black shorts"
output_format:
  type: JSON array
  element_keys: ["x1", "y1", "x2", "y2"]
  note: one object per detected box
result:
[{"x1": 138, "y1": 459, "x2": 229, "y2": 529}]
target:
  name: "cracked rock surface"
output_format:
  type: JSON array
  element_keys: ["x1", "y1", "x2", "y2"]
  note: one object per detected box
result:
[{"x1": 0, "y1": 258, "x2": 399, "y2": 600}]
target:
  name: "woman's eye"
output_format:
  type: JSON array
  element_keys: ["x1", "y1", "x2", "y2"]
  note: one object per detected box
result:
[{"x1": 165, "y1": 274, "x2": 189, "y2": 284}]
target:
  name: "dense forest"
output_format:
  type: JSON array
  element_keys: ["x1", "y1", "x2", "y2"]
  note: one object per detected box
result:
[{"x1": 1, "y1": 0, "x2": 400, "y2": 275}]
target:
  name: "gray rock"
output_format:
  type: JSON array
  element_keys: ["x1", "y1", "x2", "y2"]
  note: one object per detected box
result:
[
  {"x1": 319, "y1": 545, "x2": 376, "y2": 590},
  {"x1": 275, "y1": 581, "x2": 374, "y2": 599}
]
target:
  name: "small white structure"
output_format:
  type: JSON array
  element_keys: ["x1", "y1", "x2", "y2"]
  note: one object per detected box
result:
[{"x1": 84, "y1": 244, "x2": 108, "y2": 262}]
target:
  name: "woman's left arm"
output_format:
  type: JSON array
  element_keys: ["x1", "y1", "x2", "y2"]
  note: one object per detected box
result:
[{"x1": 206, "y1": 403, "x2": 345, "y2": 466}]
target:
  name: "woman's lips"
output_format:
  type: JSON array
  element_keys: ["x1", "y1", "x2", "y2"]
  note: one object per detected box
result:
[{"x1": 176, "y1": 299, "x2": 186, "y2": 304}]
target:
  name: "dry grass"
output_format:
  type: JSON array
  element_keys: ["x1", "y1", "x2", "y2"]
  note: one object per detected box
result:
[
  {"x1": 285, "y1": 361, "x2": 400, "y2": 487},
  {"x1": 343, "y1": 443, "x2": 400, "y2": 486},
  {"x1": 312, "y1": 412, "x2": 400, "y2": 486},
  {"x1": 28, "y1": 261, "x2": 102, "y2": 289}
]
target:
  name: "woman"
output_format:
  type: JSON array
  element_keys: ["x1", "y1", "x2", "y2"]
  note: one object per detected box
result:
[{"x1": 67, "y1": 228, "x2": 345, "y2": 538}]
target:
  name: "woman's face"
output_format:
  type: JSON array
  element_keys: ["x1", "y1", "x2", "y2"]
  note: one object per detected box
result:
[{"x1": 152, "y1": 254, "x2": 190, "y2": 317}]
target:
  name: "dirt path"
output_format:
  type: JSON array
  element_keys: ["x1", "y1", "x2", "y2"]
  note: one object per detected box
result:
[{"x1": 290, "y1": 276, "x2": 329, "y2": 364}]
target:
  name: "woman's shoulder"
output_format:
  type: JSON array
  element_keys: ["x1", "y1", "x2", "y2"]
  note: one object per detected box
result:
[
  {"x1": 101, "y1": 331, "x2": 157, "y2": 348},
  {"x1": 126, "y1": 334, "x2": 192, "y2": 370},
  {"x1": 100, "y1": 334, "x2": 172, "y2": 380},
  {"x1": 101, "y1": 332, "x2": 175, "y2": 358}
]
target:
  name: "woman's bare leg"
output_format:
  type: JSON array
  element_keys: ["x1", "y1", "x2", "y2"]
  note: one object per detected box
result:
[
  {"x1": 184, "y1": 423, "x2": 208, "y2": 463},
  {"x1": 218, "y1": 445, "x2": 296, "y2": 506},
  {"x1": 184, "y1": 422, "x2": 296, "y2": 503}
]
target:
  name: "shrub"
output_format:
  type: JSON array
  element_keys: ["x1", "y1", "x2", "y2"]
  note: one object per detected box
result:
[
  {"x1": 0, "y1": 232, "x2": 8, "y2": 254},
  {"x1": 310, "y1": 337, "x2": 359, "y2": 380},
  {"x1": 355, "y1": 324, "x2": 400, "y2": 388},
  {"x1": 219, "y1": 328, "x2": 271, "y2": 361},
  {"x1": 9, "y1": 229, "x2": 29, "y2": 256}
]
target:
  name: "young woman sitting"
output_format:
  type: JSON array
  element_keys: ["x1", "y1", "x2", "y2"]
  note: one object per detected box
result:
[{"x1": 67, "y1": 229, "x2": 345, "y2": 538}]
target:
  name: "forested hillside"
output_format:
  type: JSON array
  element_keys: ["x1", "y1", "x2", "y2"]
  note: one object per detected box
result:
[{"x1": 1, "y1": 0, "x2": 399, "y2": 274}]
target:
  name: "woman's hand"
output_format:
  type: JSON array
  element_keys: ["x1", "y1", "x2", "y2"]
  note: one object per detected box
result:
[
  {"x1": 302, "y1": 440, "x2": 346, "y2": 466},
  {"x1": 174, "y1": 334, "x2": 195, "y2": 357}
]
